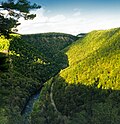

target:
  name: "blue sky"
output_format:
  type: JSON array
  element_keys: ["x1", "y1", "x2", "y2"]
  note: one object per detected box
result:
[
  {"x1": 1, "y1": 0, "x2": 120, "y2": 35},
  {"x1": 31, "y1": 0, "x2": 120, "y2": 13}
]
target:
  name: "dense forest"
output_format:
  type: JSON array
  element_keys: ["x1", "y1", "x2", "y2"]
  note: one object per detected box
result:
[
  {"x1": 0, "y1": 28, "x2": 120, "y2": 124},
  {"x1": 31, "y1": 28, "x2": 120, "y2": 124},
  {"x1": 0, "y1": 33, "x2": 77, "y2": 123}
]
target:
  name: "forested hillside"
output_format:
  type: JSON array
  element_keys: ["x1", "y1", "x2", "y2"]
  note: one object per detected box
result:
[
  {"x1": 31, "y1": 28, "x2": 120, "y2": 124},
  {"x1": 0, "y1": 28, "x2": 120, "y2": 124},
  {"x1": 0, "y1": 33, "x2": 77, "y2": 123}
]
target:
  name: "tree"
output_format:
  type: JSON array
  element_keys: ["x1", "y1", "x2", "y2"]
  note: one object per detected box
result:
[
  {"x1": 0, "y1": 52, "x2": 9, "y2": 71},
  {"x1": 0, "y1": 0, "x2": 41, "y2": 38}
]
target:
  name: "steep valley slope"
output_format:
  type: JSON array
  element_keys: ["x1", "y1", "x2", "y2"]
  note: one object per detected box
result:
[
  {"x1": 31, "y1": 28, "x2": 120, "y2": 124},
  {"x1": 0, "y1": 28, "x2": 120, "y2": 124},
  {"x1": 0, "y1": 33, "x2": 77, "y2": 123}
]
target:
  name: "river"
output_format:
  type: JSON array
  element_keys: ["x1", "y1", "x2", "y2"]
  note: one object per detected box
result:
[{"x1": 21, "y1": 90, "x2": 41, "y2": 124}]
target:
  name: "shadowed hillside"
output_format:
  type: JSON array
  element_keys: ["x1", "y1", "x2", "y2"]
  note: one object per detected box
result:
[
  {"x1": 31, "y1": 75, "x2": 120, "y2": 124},
  {"x1": 0, "y1": 28, "x2": 120, "y2": 123},
  {"x1": 0, "y1": 33, "x2": 77, "y2": 123},
  {"x1": 31, "y1": 28, "x2": 120, "y2": 124}
]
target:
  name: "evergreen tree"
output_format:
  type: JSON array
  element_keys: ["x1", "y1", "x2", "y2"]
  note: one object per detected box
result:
[{"x1": 0, "y1": 0, "x2": 41, "y2": 38}]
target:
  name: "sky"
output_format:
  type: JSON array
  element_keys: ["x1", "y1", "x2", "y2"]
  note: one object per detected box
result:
[{"x1": 1, "y1": 0, "x2": 120, "y2": 35}]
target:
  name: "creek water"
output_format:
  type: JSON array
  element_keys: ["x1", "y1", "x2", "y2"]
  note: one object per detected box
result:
[
  {"x1": 21, "y1": 91, "x2": 40, "y2": 124},
  {"x1": 23, "y1": 92, "x2": 40, "y2": 115},
  {"x1": 21, "y1": 85, "x2": 44, "y2": 116}
]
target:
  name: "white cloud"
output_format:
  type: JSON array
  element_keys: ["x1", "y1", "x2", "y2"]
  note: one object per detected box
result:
[
  {"x1": 73, "y1": 8, "x2": 81, "y2": 16},
  {"x1": 73, "y1": 11, "x2": 81, "y2": 16},
  {"x1": 49, "y1": 15, "x2": 66, "y2": 23},
  {"x1": 17, "y1": 8, "x2": 120, "y2": 35}
]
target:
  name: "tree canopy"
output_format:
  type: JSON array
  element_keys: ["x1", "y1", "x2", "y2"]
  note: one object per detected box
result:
[{"x1": 0, "y1": 0, "x2": 41, "y2": 38}]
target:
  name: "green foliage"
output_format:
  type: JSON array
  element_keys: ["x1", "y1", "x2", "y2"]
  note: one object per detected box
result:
[
  {"x1": 9, "y1": 33, "x2": 76, "y2": 82},
  {"x1": 60, "y1": 28, "x2": 120, "y2": 89},
  {"x1": 31, "y1": 28, "x2": 120, "y2": 124},
  {"x1": 1, "y1": 0, "x2": 41, "y2": 13},
  {"x1": 0, "y1": 52, "x2": 9, "y2": 71},
  {"x1": 0, "y1": 36, "x2": 10, "y2": 51},
  {"x1": 0, "y1": 108, "x2": 8, "y2": 124},
  {"x1": 0, "y1": 32, "x2": 76, "y2": 123},
  {"x1": 0, "y1": 0, "x2": 41, "y2": 37},
  {"x1": 0, "y1": 27, "x2": 120, "y2": 123},
  {"x1": 0, "y1": 15, "x2": 18, "y2": 38},
  {"x1": 22, "y1": 33, "x2": 78, "y2": 59},
  {"x1": 31, "y1": 79, "x2": 68, "y2": 124},
  {"x1": 0, "y1": 36, "x2": 10, "y2": 71}
]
